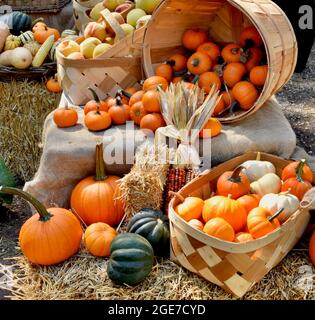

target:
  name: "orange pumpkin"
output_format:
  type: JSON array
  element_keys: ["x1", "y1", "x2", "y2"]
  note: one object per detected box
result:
[
  {"x1": 223, "y1": 62, "x2": 247, "y2": 88},
  {"x1": 46, "y1": 77, "x2": 62, "y2": 93},
  {"x1": 140, "y1": 113, "x2": 166, "y2": 132},
  {"x1": 108, "y1": 96, "x2": 130, "y2": 125},
  {"x1": 250, "y1": 65, "x2": 268, "y2": 86},
  {"x1": 130, "y1": 101, "x2": 148, "y2": 125},
  {"x1": 212, "y1": 96, "x2": 225, "y2": 116},
  {"x1": 187, "y1": 52, "x2": 212, "y2": 75},
  {"x1": 198, "y1": 71, "x2": 221, "y2": 93},
  {"x1": 143, "y1": 76, "x2": 168, "y2": 91},
  {"x1": 202, "y1": 195, "x2": 247, "y2": 232},
  {"x1": 175, "y1": 197, "x2": 204, "y2": 222},
  {"x1": 236, "y1": 194, "x2": 260, "y2": 215},
  {"x1": 310, "y1": 230, "x2": 315, "y2": 266},
  {"x1": 84, "y1": 108, "x2": 112, "y2": 132},
  {"x1": 235, "y1": 232, "x2": 254, "y2": 243},
  {"x1": 34, "y1": 26, "x2": 60, "y2": 44},
  {"x1": 172, "y1": 76, "x2": 184, "y2": 84},
  {"x1": 167, "y1": 54, "x2": 187, "y2": 72},
  {"x1": 197, "y1": 42, "x2": 220, "y2": 63},
  {"x1": 0, "y1": 187, "x2": 82, "y2": 266},
  {"x1": 129, "y1": 90, "x2": 144, "y2": 106},
  {"x1": 216, "y1": 166, "x2": 250, "y2": 199},
  {"x1": 32, "y1": 21, "x2": 47, "y2": 33},
  {"x1": 84, "y1": 222, "x2": 117, "y2": 257},
  {"x1": 221, "y1": 43, "x2": 242, "y2": 63},
  {"x1": 142, "y1": 90, "x2": 161, "y2": 113},
  {"x1": 203, "y1": 217, "x2": 235, "y2": 242},
  {"x1": 222, "y1": 90, "x2": 234, "y2": 107},
  {"x1": 53, "y1": 102, "x2": 78, "y2": 128},
  {"x1": 182, "y1": 29, "x2": 208, "y2": 51},
  {"x1": 281, "y1": 159, "x2": 313, "y2": 183},
  {"x1": 188, "y1": 219, "x2": 204, "y2": 231},
  {"x1": 71, "y1": 143, "x2": 124, "y2": 226},
  {"x1": 155, "y1": 63, "x2": 173, "y2": 82},
  {"x1": 84, "y1": 88, "x2": 108, "y2": 115},
  {"x1": 244, "y1": 47, "x2": 263, "y2": 72},
  {"x1": 199, "y1": 117, "x2": 222, "y2": 138},
  {"x1": 232, "y1": 81, "x2": 258, "y2": 110},
  {"x1": 240, "y1": 26, "x2": 263, "y2": 48},
  {"x1": 247, "y1": 207, "x2": 281, "y2": 239}
]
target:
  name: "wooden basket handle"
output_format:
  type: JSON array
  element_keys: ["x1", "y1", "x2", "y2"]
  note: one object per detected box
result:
[
  {"x1": 100, "y1": 9, "x2": 126, "y2": 41},
  {"x1": 300, "y1": 187, "x2": 315, "y2": 210}
]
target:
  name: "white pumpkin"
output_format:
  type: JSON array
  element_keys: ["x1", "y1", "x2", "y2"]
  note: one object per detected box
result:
[
  {"x1": 259, "y1": 191, "x2": 300, "y2": 222},
  {"x1": 241, "y1": 152, "x2": 276, "y2": 182},
  {"x1": 250, "y1": 173, "x2": 282, "y2": 197}
]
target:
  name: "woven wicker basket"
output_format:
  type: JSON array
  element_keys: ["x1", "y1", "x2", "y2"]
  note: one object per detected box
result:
[
  {"x1": 4, "y1": 0, "x2": 71, "y2": 13},
  {"x1": 57, "y1": 9, "x2": 145, "y2": 105},
  {"x1": 142, "y1": 0, "x2": 298, "y2": 124},
  {"x1": 169, "y1": 152, "x2": 314, "y2": 298}
]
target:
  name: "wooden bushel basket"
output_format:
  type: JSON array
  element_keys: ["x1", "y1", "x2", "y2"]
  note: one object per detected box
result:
[
  {"x1": 72, "y1": 0, "x2": 101, "y2": 32},
  {"x1": 142, "y1": 0, "x2": 298, "y2": 124},
  {"x1": 169, "y1": 152, "x2": 314, "y2": 298}
]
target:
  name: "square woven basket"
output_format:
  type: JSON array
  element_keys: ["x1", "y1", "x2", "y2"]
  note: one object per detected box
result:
[
  {"x1": 3, "y1": 0, "x2": 71, "y2": 13},
  {"x1": 168, "y1": 152, "x2": 314, "y2": 298}
]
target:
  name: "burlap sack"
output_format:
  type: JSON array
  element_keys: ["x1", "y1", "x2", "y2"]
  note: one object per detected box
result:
[{"x1": 24, "y1": 97, "x2": 308, "y2": 208}]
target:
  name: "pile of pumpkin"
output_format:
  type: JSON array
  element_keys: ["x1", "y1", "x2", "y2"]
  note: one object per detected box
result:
[
  {"x1": 154, "y1": 26, "x2": 268, "y2": 116},
  {"x1": 0, "y1": 143, "x2": 169, "y2": 285},
  {"x1": 175, "y1": 155, "x2": 313, "y2": 243},
  {"x1": 0, "y1": 11, "x2": 77, "y2": 70}
]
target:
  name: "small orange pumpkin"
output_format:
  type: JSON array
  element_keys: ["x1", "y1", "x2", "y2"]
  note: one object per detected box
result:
[
  {"x1": 236, "y1": 194, "x2": 260, "y2": 215},
  {"x1": 46, "y1": 77, "x2": 62, "y2": 93},
  {"x1": 142, "y1": 90, "x2": 161, "y2": 113},
  {"x1": 182, "y1": 29, "x2": 208, "y2": 51},
  {"x1": 199, "y1": 117, "x2": 222, "y2": 138},
  {"x1": 129, "y1": 90, "x2": 144, "y2": 106},
  {"x1": 250, "y1": 65, "x2": 268, "y2": 86},
  {"x1": 84, "y1": 222, "x2": 117, "y2": 257},
  {"x1": 167, "y1": 54, "x2": 187, "y2": 72},
  {"x1": 235, "y1": 232, "x2": 254, "y2": 243},
  {"x1": 155, "y1": 63, "x2": 173, "y2": 82},
  {"x1": 140, "y1": 113, "x2": 166, "y2": 132},
  {"x1": 84, "y1": 108, "x2": 111, "y2": 132},
  {"x1": 175, "y1": 197, "x2": 204, "y2": 222},
  {"x1": 240, "y1": 26, "x2": 263, "y2": 48},
  {"x1": 130, "y1": 101, "x2": 148, "y2": 125},
  {"x1": 34, "y1": 26, "x2": 60, "y2": 44},
  {"x1": 212, "y1": 97, "x2": 226, "y2": 116},
  {"x1": 244, "y1": 47, "x2": 263, "y2": 72},
  {"x1": 187, "y1": 52, "x2": 212, "y2": 75},
  {"x1": 32, "y1": 21, "x2": 47, "y2": 33},
  {"x1": 223, "y1": 62, "x2": 247, "y2": 88},
  {"x1": 281, "y1": 159, "x2": 313, "y2": 183},
  {"x1": 53, "y1": 102, "x2": 78, "y2": 128},
  {"x1": 232, "y1": 81, "x2": 258, "y2": 110},
  {"x1": 198, "y1": 71, "x2": 221, "y2": 93},
  {"x1": 188, "y1": 219, "x2": 204, "y2": 231},
  {"x1": 221, "y1": 90, "x2": 234, "y2": 107},
  {"x1": 143, "y1": 76, "x2": 169, "y2": 91},
  {"x1": 108, "y1": 96, "x2": 130, "y2": 125},
  {"x1": 203, "y1": 217, "x2": 235, "y2": 242},
  {"x1": 221, "y1": 44, "x2": 242, "y2": 63},
  {"x1": 84, "y1": 88, "x2": 108, "y2": 115},
  {"x1": 197, "y1": 42, "x2": 220, "y2": 63}
]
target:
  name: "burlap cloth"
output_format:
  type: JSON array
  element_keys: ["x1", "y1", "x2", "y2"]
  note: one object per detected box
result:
[{"x1": 24, "y1": 97, "x2": 314, "y2": 208}]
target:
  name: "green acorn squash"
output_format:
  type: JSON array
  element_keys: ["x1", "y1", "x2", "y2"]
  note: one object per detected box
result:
[
  {"x1": 0, "y1": 158, "x2": 16, "y2": 205},
  {"x1": 127, "y1": 208, "x2": 170, "y2": 257},
  {"x1": 107, "y1": 233, "x2": 154, "y2": 285},
  {"x1": 10, "y1": 12, "x2": 32, "y2": 35}
]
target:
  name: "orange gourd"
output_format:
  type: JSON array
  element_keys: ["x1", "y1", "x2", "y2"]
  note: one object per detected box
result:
[
  {"x1": 199, "y1": 117, "x2": 222, "y2": 138},
  {"x1": 310, "y1": 230, "x2": 315, "y2": 266},
  {"x1": 202, "y1": 195, "x2": 247, "y2": 232},
  {"x1": 221, "y1": 44, "x2": 242, "y2": 63},
  {"x1": 84, "y1": 106, "x2": 111, "y2": 132},
  {"x1": 46, "y1": 77, "x2": 62, "y2": 93},
  {"x1": 223, "y1": 62, "x2": 247, "y2": 88},
  {"x1": 188, "y1": 219, "x2": 204, "y2": 231},
  {"x1": 217, "y1": 166, "x2": 251, "y2": 199},
  {"x1": 167, "y1": 54, "x2": 187, "y2": 72},
  {"x1": 175, "y1": 197, "x2": 204, "y2": 222},
  {"x1": 0, "y1": 187, "x2": 82, "y2": 266},
  {"x1": 182, "y1": 29, "x2": 208, "y2": 51},
  {"x1": 281, "y1": 159, "x2": 313, "y2": 183},
  {"x1": 143, "y1": 76, "x2": 168, "y2": 91},
  {"x1": 108, "y1": 96, "x2": 130, "y2": 125},
  {"x1": 84, "y1": 222, "x2": 117, "y2": 257},
  {"x1": 53, "y1": 102, "x2": 78, "y2": 128},
  {"x1": 142, "y1": 90, "x2": 161, "y2": 113},
  {"x1": 232, "y1": 81, "x2": 258, "y2": 110},
  {"x1": 130, "y1": 101, "x2": 148, "y2": 125},
  {"x1": 187, "y1": 52, "x2": 212, "y2": 75},
  {"x1": 244, "y1": 47, "x2": 263, "y2": 72},
  {"x1": 247, "y1": 207, "x2": 281, "y2": 239},
  {"x1": 250, "y1": 65, "x2": 268, "y2": 86},
  {"x1": 235, "y1": 232, "x2": 254, "y2": 243},
  {"x1": 32, "y1": 21, "x2": 47, "y2": 32},
  {"x1": 240, "y1": 26, "x2": 263, "y2": 48},
  {"x1": 236, "y1": 194, "x2": 260, "y2": 215},
  {"x1": 155, "y1": 63, "x2": 173, "y2": 82},
  {"x1": 84, "y1": 88, "x2": 108, "y2": 115},
  {"x1": 198, "y1": 71, "x2": 221, "y2": 93},
  {"x1": 129, "y1": 90, "x2": 144, "y2": 107},
  {"x1": 197, "y1": 42, "x2": 220, "y2": 63},
  {"x1": 203, "y1": 217, "x2": 235, "y2": 242},
  {"x1": 34, "y1": 26, "x2": 60, "y2": 44},
  {"x1": 71, "y1": 143, "x2": 124, "y2": 226},
  {"x1": 140, "y1": 113, "x2": 165, "y2": 132}
]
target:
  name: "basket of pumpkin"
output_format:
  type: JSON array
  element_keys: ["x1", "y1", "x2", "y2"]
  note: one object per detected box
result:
[
  {"x1": 142, "y1": 0, "x2": 298, "y2": 123},
  {"x1": 169, "y1": 152, "x2": 315, "y2": 298}
]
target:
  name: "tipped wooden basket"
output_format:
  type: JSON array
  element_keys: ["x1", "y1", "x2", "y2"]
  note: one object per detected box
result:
[
  {"x1": 169, "y1": 152, "x2": 314, "y2": 298},
  {"x1": 142, "y1": 0, "x2": 298, "y2": 123}
]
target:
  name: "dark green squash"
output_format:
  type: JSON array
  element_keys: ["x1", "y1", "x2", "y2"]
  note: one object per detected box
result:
[
  {"x1": 127, "y1": 208, "x2": 170, "y2": 257},
  {"x1": 9, "y1": 12, "x2": 32, "y2": 35},
  {"x1": 0, "y1": 157, "x2": 16, "y2": 205},
  {"x1": 107, "y1": 233, "x2": 154, "y2": 285}
]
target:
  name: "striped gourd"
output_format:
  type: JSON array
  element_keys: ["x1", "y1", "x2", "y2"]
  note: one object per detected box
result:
[
  {"x1": 49, "y1": 39, "x2": 62, "y2": 62},
  {"x1": 32, "y1": 35, "x2": 55, "y2": 67},
  {"x1": 61, "y1": 29, "x2": 77, "y2": 38},
  {"x1": 19, "y1": 31, "x2": 34, "y2": 45}
]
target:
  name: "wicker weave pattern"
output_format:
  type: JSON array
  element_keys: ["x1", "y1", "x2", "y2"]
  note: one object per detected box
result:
[{"x1": 4, "y1": 0, "x2": 71, "y2": 13}]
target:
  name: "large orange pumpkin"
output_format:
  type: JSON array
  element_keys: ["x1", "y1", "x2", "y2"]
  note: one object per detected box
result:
[
  {"x1": 71, "y1": 143, "x2": 124, "y2": 226},
  {"x1": 202, "y1": 195, "x2": 247, "y2": 232},
  {"x1": 0, "y1": 186, "x2": 82, "y2": 266}
]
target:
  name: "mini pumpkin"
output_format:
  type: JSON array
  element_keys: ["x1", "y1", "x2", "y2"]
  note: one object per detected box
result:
[
  {"x1": 236, "y1": 194, "x2": 261, "y2": 215},
  {"x1": 232, "y1": 81, "x2": 258, "y2": 110},
  {"x1": 46, "y1": 77, "x2": 62, "y2": 93},
  {"x1": 108, "y1": 96, "x2": 130, "y2": 125},
  {"x1": 142, "y1": 90, "x2": 161, "y2": 113},
  {"x1": 235, "y1": 232, "x2": 254, "y2": 243},
  {"x1": 140, "y1": 113, "x2": 166, "y2": 132},
  {"x1": 187, "y1": 52, "x2": 212, "y2": 75},
  {"x1": 203, "y1": 217, "x2": 235, "y2": 242},
  {"x1": 240, "y1": 26, "x2": 263, "y2": 48},
  {"x1": 223, "y1": 62, "x2": 247, "y2": 88},
  {"x1": 199, "y1": 117, "x2": 222, "y2": 138},
  {"x1": 84, "y1": 108, "x2": 111, "y2": 131},
  {"x1": 167, "y1": 54, "x2": 187, "y2": 72},
  {"x1": 155, "y1": 63, "x2": 173, "y2": 82},
  {"x1": 188, "y1": 219, "x2": 204, "y2": 231},
  {"x1": 143, "y1": 76, "x2": 168, "y2": 91},
  {"x1": 129, "y1": 90, "x2": 144, "y2": 106},
  {"x1": 244, "y1": 47, "x2": 263, "y2": 72},
  {"x1": 84, "y1": 88, "x2": 108, "y2": 115},
  {"x1": 250, "y1": 173, "x2": 282, "y2": 197},
  {"x1": 221, "y1": 90, "x2": 234, "y2": 108},
  {"x1": 281, "y1": 159, "x2": 313, "y2": 183},
  {"x1": 250, "y1": 65, "x2": 268, "y2": 86},
  {"x1": 34, "y1": 26, "x2": 60, "y2": 44},
  {"x1": 175, "y1": 196, "x2": 204, "y2": 222},
  {"x1": 53, "y1": 102, "x2": 78, "y2": 128},
  {"x1": 130, "y1": 101, "x2": 148, "y2": 125},
  {"x1": 212, "y1": 96, "x2": 226, "y2": 116},
  {"x1": 198, "y1": 71, "x2": 221, "y2": 93},
  {"x1": 182, "y1": 29, "x2": 208, "y2": 51},
  {"x1": 197, "y1": 42, "x2": 220, "y2": 63},
  {"x1": 221, "y1": 43, "x2": 242, "y2": 63}
]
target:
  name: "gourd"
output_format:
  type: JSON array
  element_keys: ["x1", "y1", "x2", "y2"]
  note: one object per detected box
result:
[
  {"x1": 202, "y1": 195, "x2": 247, "y2": 233},
  {"x1": 49, "y1": 38, "x2": 62, "y2": 62},
  {"x1": 9, "y1": 12, "x2": 33, "y2": 35},
  {"x1": 203, "y1": 217, "x2": 235, "y2": 242},
  {"x1": 174, "y1": 196, "x2": 204, "y2": 222},
  {"x1": 0, "y1": 186, "x2": 82, "y2": 265},
  {"x1": 0, "y1": 157, "x2": 16, "y2": 205},
  {"x1": 241, "y1": 152, "x2": 276, "y2": 182},
  {"x1": 18, "y1": 31, "x2": 34, "y2": 45},
  {"x1": 107, "y1": 233, "x2": 154, "y2": 285},
  {"x1": 34, "y1": 26, "x2": 60, "y2": 44},
  {"x1": 4, "y1": 35, "x2": 21, "y2": 51},
  {"x1": 61, "y1": 29, "x2": 77, "y2": 38},
  {"x1": 0, "y1": 51, "x2": 12, "y2": 66},
  {"x1": 32, "y1": 34, "x2": 54, "y2": 67},
  {"x1": 259, "y1": 191, "x2": 300, "y2": 223},
  {"x1": 71, "y1": 143, "x2": 124, "y2": 226},
  {"x1": 127, "y1": 208, "x2": 170, "y2": 257},
  {"x1": 0, "y1": 22, "x2": 10, "y2": 52},
  {"x1": 24, "y1": 41, "x2": 41, "y2": 56},
  {"x1": 250, "y1": 173, "x2": 281, "y2": 197}
]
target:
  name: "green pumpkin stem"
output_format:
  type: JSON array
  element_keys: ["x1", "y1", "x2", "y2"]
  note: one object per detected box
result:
[
  {"x1": 0, "y1": 186, "x2": 52, "y2": 222},
  {"x1": 268, "y1": 208, "x2": 284, "y2": 222},
  {"x1": 228, "y1": 166, "x2": 244, "y2": 183},
  {"x1": 295, "y1": 159, "x2": 307, "y2": 182},
  {"x1": 118, "y1": 89, "x2": 132, "y2": 99},
  {"x1": 95, "y1": 143, "x2": 107, "y2": 181},
  {"x1": 88, "y1": 87, "x2": 100, "y2": 103},
  {"x1": 31, "y1": 17, "x2": 45, "y2": 27}
]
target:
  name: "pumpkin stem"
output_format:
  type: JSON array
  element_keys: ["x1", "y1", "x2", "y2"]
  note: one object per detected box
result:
[
  {"x1": 95, "y1": 143, "x2": 107, "y2": 181},
  {"x1": 31, "y1": 17, "x2": 45, "y2": 27},
  {"x1": 228, "y1": 166, "x2": 244, "y2": 183},
  {"x1": 118, "y1": 89, "x2": 132, "y2": 99},
  {"x1": 192, "y1": 75, "x2": 199, "y2": 84},
  {"x1": 255, "y1": 152, "x2": 261, "y2": 161},
  {"x1": 64, "y1": 101, "x2": 69, "y2": 110},
  {"x1": 0, "y1": 186, "x2": 52, "y2": 221},
  {"x1": 115, "y1": 95, "x2": 123, "y2": 106},
  {"x1": 296, "y1": 159, "x2": 307, "y2": 182},
  {"x1": 268, "y1": 208, "x2": 284, "y2": 222},
  {"x1": 88, "y1": 87, "x2": 100, "y2": 103},
  {"x1": 191, "y1": 58, "x2": 200, "y2": 67}
]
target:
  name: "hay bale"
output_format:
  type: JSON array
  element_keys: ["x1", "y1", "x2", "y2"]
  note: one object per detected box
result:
[{"x1": 0, "y1": 80, "x2": 60, "y2": 181}]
